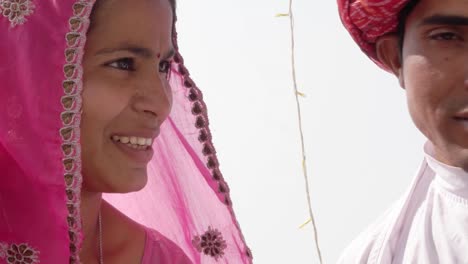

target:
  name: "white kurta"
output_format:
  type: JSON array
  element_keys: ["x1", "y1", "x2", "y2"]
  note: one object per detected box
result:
[{"x1": 337, "y1": 143, "x2": 468, "y2": 264}]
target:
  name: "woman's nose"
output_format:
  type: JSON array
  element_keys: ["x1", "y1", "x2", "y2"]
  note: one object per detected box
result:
[{"x1": 132, "y1": 71, "x2": 172, "y2": 121}]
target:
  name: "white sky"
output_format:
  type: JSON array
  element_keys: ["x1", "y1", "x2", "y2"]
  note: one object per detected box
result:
[{"x1": 177, "y1": 1, "x2": 426, "y2": 263}]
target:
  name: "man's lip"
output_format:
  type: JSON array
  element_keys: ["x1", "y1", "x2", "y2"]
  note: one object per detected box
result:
[{"x1": 454, "y1": 116, "x2": 468, "y2": 121}]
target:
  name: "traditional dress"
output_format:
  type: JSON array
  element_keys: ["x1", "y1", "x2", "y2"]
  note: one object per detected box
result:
[
  {"x1": 142, "y1": 228, "x2": 192, "y2": 263},
  {"x1": 337, "y1": 143, "x2": 468, "y2": 263},
  {"x1": 0, "y1": 1, "x2": 252, "y2": 263},
  {"x1": 337, "y1": 0, "x2": 468, "y2": 263}
]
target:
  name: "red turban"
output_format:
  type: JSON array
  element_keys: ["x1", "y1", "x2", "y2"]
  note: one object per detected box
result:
[{"x1": 338, "y1": 0, "x2": 411, "y2": 69}]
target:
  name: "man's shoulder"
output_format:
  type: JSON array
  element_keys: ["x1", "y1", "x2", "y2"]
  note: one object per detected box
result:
[{"x1": 337, "y1": 203, "x2": 398, "y2": 264}]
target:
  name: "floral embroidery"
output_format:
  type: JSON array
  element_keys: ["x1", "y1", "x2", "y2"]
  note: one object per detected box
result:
[
  {"x1": 0, "y1": 242, "x2": 40, "y2": 264},
  {"x1": 192, "y1": 227, "x2": 227, "y2": 261},
  {"x1": 0, "y1": 0, "x2": 35, "y2": 27}
]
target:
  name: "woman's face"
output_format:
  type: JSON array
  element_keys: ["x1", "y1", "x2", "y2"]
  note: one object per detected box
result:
[{"x1": 81, "y1": 0, "x2": 174, "y2": 193}]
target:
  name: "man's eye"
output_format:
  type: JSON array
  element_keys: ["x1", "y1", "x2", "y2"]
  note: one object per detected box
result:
[
  {"x1": 108, "y1": 58, "x2": 135, "y2": 71},
  {"x1": 159, "y1": 60, "x2": 171, "y2": 74},
  {"x1": 429, "y1": 31, "x2": 463, "y2": 41}
]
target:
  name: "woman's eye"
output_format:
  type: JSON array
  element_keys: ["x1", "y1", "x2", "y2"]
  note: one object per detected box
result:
[
  {"x1": 429, "y1": 31, "x2": 463, "y2": 41},
  {"x1": 159, "y1": 60, "x2": 171, "y2": 74},
  {"x1": 108, "y1": 58, "x2": 135, "y2": 71}
]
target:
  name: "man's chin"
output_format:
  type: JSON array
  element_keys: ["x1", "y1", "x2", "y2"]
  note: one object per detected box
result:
[
  {"x1": 454, "y1": 150, "x2": 468, "y2": 172},
  {"x1": 440, "y1": 144, "x2": 468, "y2": 171}
]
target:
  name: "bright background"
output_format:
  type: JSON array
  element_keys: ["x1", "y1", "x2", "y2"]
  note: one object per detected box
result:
[{"x1": 177, "y1": 1, "x2": 426, "y2": 263}]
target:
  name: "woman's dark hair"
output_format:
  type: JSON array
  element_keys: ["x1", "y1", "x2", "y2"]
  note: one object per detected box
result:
[{"x1": 397, "y1": 0, "x2": 421, "y2": 53}]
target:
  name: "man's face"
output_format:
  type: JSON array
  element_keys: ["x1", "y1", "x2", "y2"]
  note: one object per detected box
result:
[{"x1": 399, "y1": 0, "x2": 468, "y2": 168}]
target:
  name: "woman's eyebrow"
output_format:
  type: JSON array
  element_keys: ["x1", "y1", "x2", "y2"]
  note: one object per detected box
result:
[
  {"x1": 95, "y1": 45, "x2": 155, "y2": 59},
  {"x1": 162, "y1": 48, "x2": 175, "y2": 60},
  {"x1": 419, "y1": 14, "x2": 468, "y2": 27}
]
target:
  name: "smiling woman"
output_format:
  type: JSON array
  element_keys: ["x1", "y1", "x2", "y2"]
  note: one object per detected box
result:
[
  {"x1": 0, "y1": 0, "x2": 251, "y2": 263},
  {"x1": 81, "y1": 0, "x2": 174, "y2": 196}
]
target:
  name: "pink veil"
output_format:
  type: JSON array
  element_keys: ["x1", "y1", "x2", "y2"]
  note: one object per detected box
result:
[{"x1": 0, "y1": 1, "x2": 252, "y2": 263}]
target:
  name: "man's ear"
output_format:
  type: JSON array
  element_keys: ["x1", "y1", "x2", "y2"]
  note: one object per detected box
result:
[{"x1": 376, "y1": 35, "x2": 405, "y2": 88}]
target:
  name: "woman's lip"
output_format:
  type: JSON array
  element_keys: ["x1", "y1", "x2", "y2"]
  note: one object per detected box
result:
[
  {"x1": 112, "y1": 140, "x2": 154, "y2": 164},
  {"x1": 110, "y1": 128, "x2": 161, "y2": 140}
]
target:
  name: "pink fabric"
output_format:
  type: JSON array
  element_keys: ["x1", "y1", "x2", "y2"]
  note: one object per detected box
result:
[
  {"x1": 0, "y1": 1, "x2": 74, "y2": 263},
  {"x1": 0, "y1": 1, "x2": 252, "y2": 263},
  {"x1": 337, "y1": 0, "x2": 411, "y2": 69},
  {"x1": 142, "y1": 227, "x2": 191, "y2": 264}
]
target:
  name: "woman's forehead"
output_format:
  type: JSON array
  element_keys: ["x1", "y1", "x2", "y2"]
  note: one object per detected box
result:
[
  {"x1": 88, "y1": 0, "x2": 174, "y2": 52},
  {"x1": 90, "y1": 0, "x2": 173, "y2": 33}
]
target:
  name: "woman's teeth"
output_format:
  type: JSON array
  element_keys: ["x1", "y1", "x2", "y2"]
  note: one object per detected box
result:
[{"x1": 111, "y1": 135, "x2": 153, "y2": 149}]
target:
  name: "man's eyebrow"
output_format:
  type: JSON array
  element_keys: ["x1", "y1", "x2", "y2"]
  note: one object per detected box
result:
[{"x1": 420, "y1": 14, "x2": 468, "y2": 27}]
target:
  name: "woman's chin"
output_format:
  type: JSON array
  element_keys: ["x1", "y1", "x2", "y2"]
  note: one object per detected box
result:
[{"x1": 106, "y1": 174, "x2": 148, "y2": 193}]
